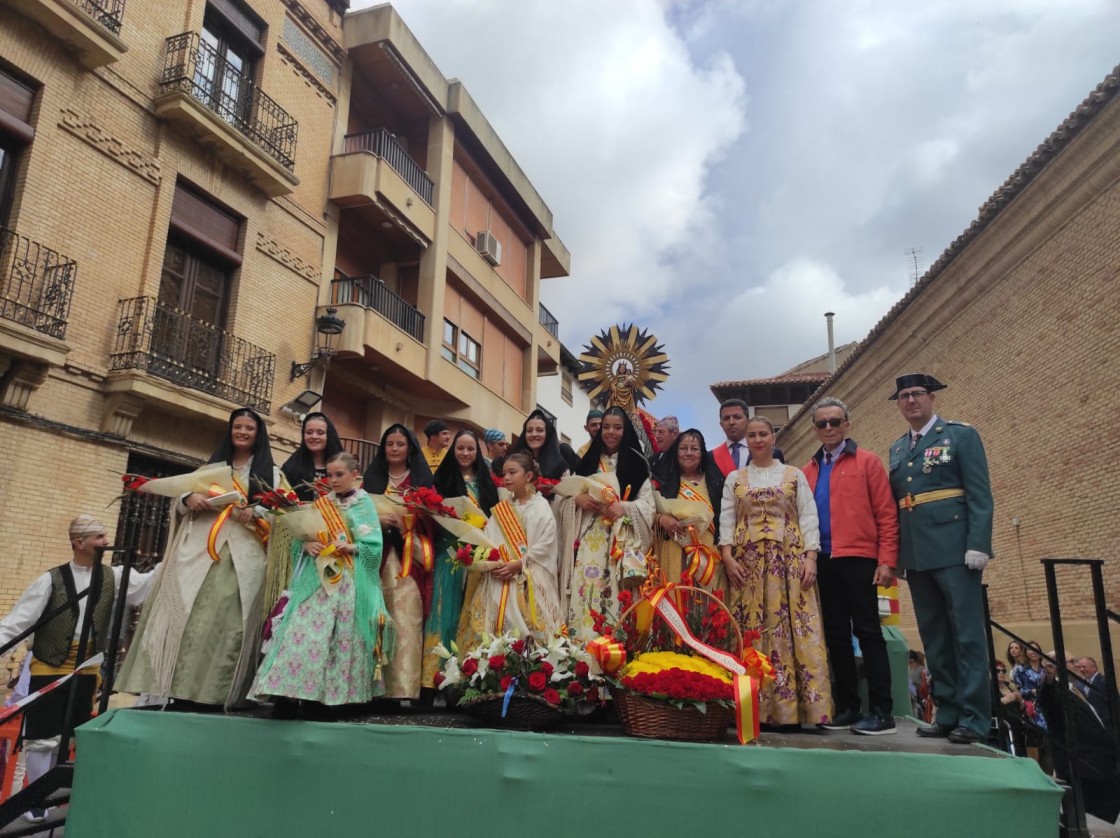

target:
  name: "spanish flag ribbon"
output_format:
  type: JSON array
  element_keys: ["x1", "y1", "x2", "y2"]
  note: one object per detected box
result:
[
  {"x1": 399, "y1": 512, "x2": 434, "y2": 578},
  {"x1": 206, "y1": 504, "x2": 235, "y2": 563},
  {"x1": 491, "y1": 500, "x2": 529, "y2": 634},
  {"x1": 587, "y1": 635, "x2": 627, "y2": 674},
  {"x1": 734, "y1": 674, "x2": 761, "y2": 744},
  {"x1": 682, "y1": 526, "x2": 720, "y2": 587},
  {"x1": 676, "y1": 481, "x2": 716, "y2": 535}
]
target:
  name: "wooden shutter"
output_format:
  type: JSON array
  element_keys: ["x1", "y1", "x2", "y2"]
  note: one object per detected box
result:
[
  {"x1": 169, "y1": 182, "x2": 243, "y2": 265},
  {"x1": 0, "y1": 69, "x2": 35, "y2": 143}
]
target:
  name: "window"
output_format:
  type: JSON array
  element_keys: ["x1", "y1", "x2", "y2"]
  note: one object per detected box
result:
[
  {"x1": 196, "y1": 2, "x2": 264, "y2": 129},
  {"x1": 0, "y1": 138, "x2": 20, "y2": 229},
  {"x1": 0, "y1": 68, "x2": 36, "y2": 228},
  {"x1": 441, "y1": 319, "x2": 481, "y2": 379},
  {"x1": 561, "y1": 370, "x2": 573, "y2": 406}
]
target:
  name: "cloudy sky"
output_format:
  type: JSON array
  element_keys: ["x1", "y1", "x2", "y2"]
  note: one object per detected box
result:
[{"x1": 353, "y1": 0, "x2": 1119, "y2": 432}]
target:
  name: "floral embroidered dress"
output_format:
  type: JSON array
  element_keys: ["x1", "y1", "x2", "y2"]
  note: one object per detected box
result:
[
  {"x1": 558, "y1": 454, "x2": 655, "y2": 645},
  {"x1": 420, "y1": 480, "x2": 478, "y2": 687},
  {"x1": 1011, "y1": 663, "x2": 1048, "y2": 732},
  {"x1": 456, "y1": 493, "x2": 562, "y2": 651},
  {"x1": 719, "y1": 463, "x2": 832, "y2": 726},
  {"x1": 250, "y1": 489, "x2": 393, "y2": 705}
]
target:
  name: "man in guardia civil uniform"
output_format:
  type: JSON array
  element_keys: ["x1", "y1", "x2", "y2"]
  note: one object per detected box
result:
[
  {"x1": 0, "y1": 516, "x2": 153, "y2": 823},
  {"x1": 888, "y1": 373, "x2": 994, "y2": 745}
]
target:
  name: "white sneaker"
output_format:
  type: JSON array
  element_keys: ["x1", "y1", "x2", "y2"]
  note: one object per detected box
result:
[{"x1": 25, "y1": 807, "x2": 50, "y2": 823}]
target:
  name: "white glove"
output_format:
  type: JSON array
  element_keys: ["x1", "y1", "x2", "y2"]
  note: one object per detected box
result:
[{"x1": 965, "y1": 550, "x2": 990, "y2": 571}]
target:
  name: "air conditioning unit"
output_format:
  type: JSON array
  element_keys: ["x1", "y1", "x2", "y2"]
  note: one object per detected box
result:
[{"x1": 475, "y1": 230, "x2": 502, "y2": 267}]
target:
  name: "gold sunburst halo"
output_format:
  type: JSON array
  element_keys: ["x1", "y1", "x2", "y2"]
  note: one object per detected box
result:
[{"x1": 577, "y1": 323, "x2": 671, "y2": 405}]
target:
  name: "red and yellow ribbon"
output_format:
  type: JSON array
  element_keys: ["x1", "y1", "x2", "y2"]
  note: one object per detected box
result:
[
  {"x1": 205, "y1": 475, "x2": 271, "y2": 562},
  {"x1": 491, "y1": 500, "x2": 529, "y2": 634},
  {"x1": 734, "y1": 674, "x2": 761, "y2": 744},
  {"x1": 399, "y1": 512, "x2": 434, "y2": 578},
  {"x1": 682, "y1": 526, "x2": 720, "y2": 587},
  {"x1": 587, "y1": 635, "x2": 627, "y2": 674},
  {"x1": 206, "y1": 504, "x2": 235, "y2": 563},
  {"x1": 677, "y1": 481, "x2": 716, "y2": 535}
]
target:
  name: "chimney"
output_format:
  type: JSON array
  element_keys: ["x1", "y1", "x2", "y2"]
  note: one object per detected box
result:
[{"x1": 825, "y1": 312, "x2": 836, "y2": 374}]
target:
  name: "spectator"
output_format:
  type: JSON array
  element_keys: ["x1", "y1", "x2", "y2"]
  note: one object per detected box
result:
[
  {"x1": 1013, "y1": 641, "x2": 1050, "y2": 770},
  {"x1": 575, "y1": 409, "x2": 603, "y2": 458},
  {"x1": 1077, "y1": 656, "x2": 1114, "y2": 729},
  {"x1": 421, "y1": 419, "x2": 453, "y2": 471}
]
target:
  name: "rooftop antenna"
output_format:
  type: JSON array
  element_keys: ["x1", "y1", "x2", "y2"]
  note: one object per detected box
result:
[{"x1": 905, "y1": 247, "x2": 923, "y2": 286}]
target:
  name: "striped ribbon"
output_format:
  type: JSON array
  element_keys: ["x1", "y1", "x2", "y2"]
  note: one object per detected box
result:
[
  {"x1": 587, "y1": 635, "x2": 627, "y2": 674},
  {"x1": 682, "y1": 526, "x2": 719, "y2": 587},
  {"x1": 399, "y1": 512, "x2": 434, "y2": 578},
  {"x1": 491, "y1": 500, "x2": 529, "y2": 633},
  {"x1": 734, "y1": 674, "x2": 761, "y2": 744},
  {"x1": 677, "y1": 481, "x2": 716, "y2": 535}
]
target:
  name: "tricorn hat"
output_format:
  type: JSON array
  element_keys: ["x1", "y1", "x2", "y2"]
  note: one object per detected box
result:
[{"x1": 888, "y1": 373, "x2": 947, "y2": 400}]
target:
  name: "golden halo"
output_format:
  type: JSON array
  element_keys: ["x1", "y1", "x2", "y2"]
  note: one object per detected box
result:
[{"x1": 577, "y1": 324, "x2": 670, "y2": 405}]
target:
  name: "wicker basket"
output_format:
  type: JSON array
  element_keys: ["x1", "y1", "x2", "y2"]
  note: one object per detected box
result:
[
  {"x1": 611, "y1": 686, "x2": 733, "y2": 742},
  {"x1": 458, "y1": 693, "x2": 567, "y2": 732}
]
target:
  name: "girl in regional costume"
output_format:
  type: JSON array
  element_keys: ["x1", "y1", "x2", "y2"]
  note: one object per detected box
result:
[
  {"x1": 118, "y1": 407, "x2": 279, "y2": 709},
  {"x1": 557, "y1": 407, "x2": 655, "y2": 644},
  {"x1": 281, "y1": 412, "x2": 344, "y2": 502},
  {"x1": 362, "y1": 424, "x2": 434, "y2": 701},
  {"x1": 719, "y1": 416, "x2": 832, "y2": 727},
  {"x1": 252, "y1": 452, "x2": 393, "y2": 709},
  {"x1": 507, "y1": 409, "x2": 577, "y2": 481},
  {"x1": 456, "y1": 453, "x2": 562, "y2": 648},
  {"x1": 423, "y1": 430, "x2": 499, "y2": 687},
  {"x1": 653, "y1": 428, "x2": 727, "y2": 595}
]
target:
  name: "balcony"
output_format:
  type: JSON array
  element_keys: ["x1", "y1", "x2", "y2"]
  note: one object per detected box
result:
[
  {"x1": 109, "y1": 296, "x2": 275, "y2": 414},
  {"x1": 330, "y1": 131, "x2": 436, "y2": 243},
  {"x1": 331, "y1": 275, "x2": 425, "y2": 343},
  {"x1": 154, "y1": 32, "x2": 298, "y2": 197},
  {"x1": 538, "y1": 303, "x2": 558, "y2": 338},
  {"x1": 0, "y1": 226, "x2": 77, "y2": 344},
  {"x1": 9, "y1": 0, "x2": 127, "y2": 68},
  {"x1": 340, "y1": 437, "x2": 378, "y2": 472}
]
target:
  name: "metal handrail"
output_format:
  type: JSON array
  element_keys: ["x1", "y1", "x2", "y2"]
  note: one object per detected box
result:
[
  {"x1": 342, "y1": 129, "x2": 434, "y2": 205},
  {"x1": 71, "y1": 0, "x2": 125, "y2": 34},
  {"x1": 340, "y1": 437, "x2": 379, "y2": 473},
  {"x1": 0, "y1": 226, "x2": 78, "y2": 340},
  {"x1": 330, "y1": 275, "x2": 425, "y2": 343},
  {"x1": 538, "y1": 303, "x2": 559, "y2": 338}
]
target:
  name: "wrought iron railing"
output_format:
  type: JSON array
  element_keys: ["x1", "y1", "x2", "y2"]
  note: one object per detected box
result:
[
  {"x1": 0, "y1": 226, "x2": 77, "y2": 340},
  {"x1": 160, "y1": 32, "x2": 298, "y2": 171},
  {"x1": 330, "y1": 275, "x2": 426, "y2": 343},
  {"x1": 110, "y1": 296, "x2": 275, "y2": 413},
  {"x1": 343, "y1": 129, "x2": 434, "y2": 205},
  {"x1": 71, "y1": 0, "x2": 126, "y2": 35},
  {"x1": 538, "y1": 303, "x2": 559, "y2": 338},
  {"x1": 340, "y1": 436, "x2": 379, "y2": 473}
]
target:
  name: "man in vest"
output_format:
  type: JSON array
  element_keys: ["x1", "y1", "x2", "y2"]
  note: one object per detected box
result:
[
  {"x1": 0, "y1": 515, "x2": 154, "y2": 823},
  {"x1": 576, "y1": 409, "x2": 604, "y2": 458},
  {"x1": 887, "y1": 373, "x2": 994, "y2": 745}
]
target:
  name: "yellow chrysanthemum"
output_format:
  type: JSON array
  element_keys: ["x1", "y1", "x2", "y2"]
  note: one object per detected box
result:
[
  {"x1": 463, "y1": 513, "x2": 487, "y2": 529},
  {"x1": 620, "y1": 650, "x2": 732, "y2": 683}
]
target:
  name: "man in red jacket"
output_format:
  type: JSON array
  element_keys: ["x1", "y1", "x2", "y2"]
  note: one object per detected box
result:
[{"x1": 803, "y1": 397, "x2": 899, "y2": 735}]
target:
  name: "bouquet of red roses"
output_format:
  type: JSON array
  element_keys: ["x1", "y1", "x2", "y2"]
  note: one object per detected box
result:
[{"x1": 402, "y1": 486, "x2": 457, "y2": 518}]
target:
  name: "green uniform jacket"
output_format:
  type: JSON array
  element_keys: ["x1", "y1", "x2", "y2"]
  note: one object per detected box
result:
[{"x1": 888, "y1": 417, "x2": 994, "y2": 571}]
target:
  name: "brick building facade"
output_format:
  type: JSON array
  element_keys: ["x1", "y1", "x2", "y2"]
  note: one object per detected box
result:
[{"x1": 778, "y1": 66, "x2": 1120, "y2": 663}]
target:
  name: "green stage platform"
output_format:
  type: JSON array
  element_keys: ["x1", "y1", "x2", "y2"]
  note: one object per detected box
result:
[{"x1": 69, "y1": 709, "x2": 1061, "y2": 837}]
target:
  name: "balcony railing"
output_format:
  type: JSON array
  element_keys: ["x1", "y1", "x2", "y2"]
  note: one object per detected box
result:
[
  {"x1": 110, "y1": 296, "x2": 275, "y2": 413},
  {"x1": 160, "y1": 32, "x2": 298, "y2": 171},
  {"x1": 343, "y1": 130, "x2": 434, "y2": 206},
  {"x1": 0, "y1": 226, "x2": 77, "y2": 340},
  {"x1": 538, "y1": 303, "x2": 559, "y2": 338},
  {"x1": 72, "y1": 0, "x2": 125, "y2": 35},
  {"x1": 331, "y1": 275, "x2": 426, "y2": 343},
  {"x1": 340, "y1": 437, "x2": 379, "y2": 473}
]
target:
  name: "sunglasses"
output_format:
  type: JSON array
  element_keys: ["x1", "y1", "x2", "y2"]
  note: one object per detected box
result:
[{"x1": 814, "y1": 418, "x2": 844, "y2": 429}]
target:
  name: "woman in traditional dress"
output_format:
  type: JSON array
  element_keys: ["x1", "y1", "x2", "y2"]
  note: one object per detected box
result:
[
  {"x1": 118, "y1": 407, "x2": 279, "y2": 709},
  {"x1": 423, "y1": 430, "x2": 498, "y2": 687},
  {"x1": 362, "y1": 424, "x2": 434, "y2": 702},
  {"x1": 719, "y1": 415, "x2": 832, "y2": 727},
  {"x1": 252, "y1": 452, "x2": 393, "y2": 715},
  {"x1": 281, "y1": 412, "x2": 344, "y2": 501},
  {"x1": 556, "y1": 407, "x2": 655, "y2": 644},
  {"x1": 507, "y1": 409, "x2": 577, "y2": 481},
  {"x1": 653, "y1": 428, "x2": 726, "y2": 594},
  {"x1": 456, "y1": 453, "x2": 562, "y2": 649}
]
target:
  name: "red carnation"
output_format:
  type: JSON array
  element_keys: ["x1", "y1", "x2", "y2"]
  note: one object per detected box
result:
[
  {"x1": 617, "y1": 589, "x2": 633, "y2": 608},
  {"x1": 510, "y1": 639, "x2": 526, "y2": 655},
  {"x1": 433, "y1": 672, "x2": 445, "y2": 688},
  {"x1": 488, "y1": 654, "x2": 507, "y2": 672},
  {"x1": 574, "y1": 661, "x2": 590, "y2": 679},
  {"x1": 543, "y1": 688, "x2": 561, "y2": 706},
  {"x1": 566, "y1": 681, "x2": 584, "y2": 697},
  {"x1": 461, "y1": 658, "x2": 478, "y2": 676},
  {"x1": 540, "y1": 661, "x2": 554, "y2": 678},
  {"x1": 500, "y1": 675, "x2": 514, "y2": 691},
  {"x1": 527, "y1": 671, "x2": 547, "y2": 692}
]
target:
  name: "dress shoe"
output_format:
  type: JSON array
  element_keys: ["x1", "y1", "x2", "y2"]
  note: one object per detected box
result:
[
  {"x1": 817, "y1": 707, "x2": 861, "y2": 730},
  {"x1": 947, "y1": 726, "x2": 986, "y2": 745},
  {"x1": 915, "y1": 721, "x2": 954, "y2": 738}
]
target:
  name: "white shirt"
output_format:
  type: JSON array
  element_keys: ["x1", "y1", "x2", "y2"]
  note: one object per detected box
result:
[
  {"x1": 911, "y1": 414, "x2": 940, "y2": 446},
  {"x1": 722, "y1": 439, "x2": 747, "y2": 467},
  {"x1": 0, "y1": 562, "x2": 155, "y2": 648},
  {"x1": 718, "y1": 463, "x2": 821, "y2": 550}
]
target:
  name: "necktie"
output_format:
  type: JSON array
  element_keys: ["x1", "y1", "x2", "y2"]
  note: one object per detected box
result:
[
  {"x1": 825, "y1": 452, "x2": 832, "y2": 464},
  {"x1": 910, "y1": 432, "x2": 921, "y2": 451},
  {"x1": 731, "y1": 442, "x2": 742, "y2": 467}
]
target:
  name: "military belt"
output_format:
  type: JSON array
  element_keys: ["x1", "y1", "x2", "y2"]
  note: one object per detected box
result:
[{"x1": 898, "y1": 488, "x2": 965, "y2": 511}]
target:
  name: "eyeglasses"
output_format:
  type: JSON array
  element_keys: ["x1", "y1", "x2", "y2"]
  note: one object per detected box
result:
[
  {"x1": 897, "y1": 390, "x2": 930, "y2": 401},
  {"x1": 677, "y1": 446, "x2": 702, "y2": 454},
  {"x1": 814, "y1": 418, "x2": 844, "y2": 429}
]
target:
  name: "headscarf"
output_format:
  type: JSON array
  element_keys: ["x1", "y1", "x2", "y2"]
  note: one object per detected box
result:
[
  {"x1": 363, "y1": 423, "x2": 434, "y2": 494},
  {"x1": 576, "y1": 406, "x2": 650, "y2": 500},
  {"x1": 508, "y1": 409, "x2": 569, "y2": 480},
  {"x1": 281, "y1": 412, "x2": 344, "y2": 501},
  {"x1": 69, "y1": 515, "x2": 106, "y2": 541},
  {"x1": 433, "y1": 430, "x2": 499, "y2": 515},
  {"x1": 657, "y1": 428, "x2": 725, "y2": 541},
  {"x1": 482, "y1": 428, "x2": 505, "y2": 444},
  {"x1": 208, "y1": 407, "x2": 275, "y2": 492}
]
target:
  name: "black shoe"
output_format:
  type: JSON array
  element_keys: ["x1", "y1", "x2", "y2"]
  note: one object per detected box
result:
[
  {"x1": 947, "y1": 726, "x2": 986, "y2": 744},
  {"x1": 916, "y1": 721, "x2": 954, "y2": 738},
  {"x1": 818, "y1": 707, "x2": 862, "y2": 730},
  {"x1": 851, "y1": 710, "x2": 897, "y2": 736}
]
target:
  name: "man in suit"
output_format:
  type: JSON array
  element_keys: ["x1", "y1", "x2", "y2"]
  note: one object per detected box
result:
[
  {"x1": 712, "y1": 400, "x2": 785, "y2": 475},
  {"x1": 1077, "y1": 656, "x2": 1114, "y2": 728},
  {"x1": 887, "y1": 373, "x2": 994, "y2": 745}
]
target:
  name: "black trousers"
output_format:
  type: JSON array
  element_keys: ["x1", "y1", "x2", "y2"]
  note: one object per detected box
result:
[
  {"x1": 23, "y1": 673, "x2": 97, "y2": 741},
  {"x1": 817, "y1": 554, "x2": 892, "y2": 714}
]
